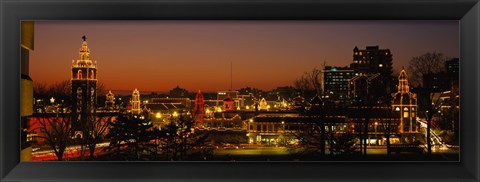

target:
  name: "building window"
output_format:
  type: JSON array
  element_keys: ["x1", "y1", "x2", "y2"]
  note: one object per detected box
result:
[
  {"x1": 403, "y1": 112, "x2": 409, "y2": 118},
  {"x1": 77, "y1": 70, "x2": 82, "y2": 79}
]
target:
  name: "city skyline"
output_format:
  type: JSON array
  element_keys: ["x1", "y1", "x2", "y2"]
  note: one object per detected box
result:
[{"x1": 30, "y1": 21, "x2": 459, "y2": 92}]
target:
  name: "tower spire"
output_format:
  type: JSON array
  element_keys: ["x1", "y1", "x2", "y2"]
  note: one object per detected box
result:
[
  {"x1": 398, "y1": 69, "x2": 410, "y2": 93},
  {"x1": 78, "y1": 35, "x2": 91, "y2": 61}
]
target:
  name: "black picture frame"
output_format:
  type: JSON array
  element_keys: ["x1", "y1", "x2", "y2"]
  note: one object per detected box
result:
[{"x1": 1, "y1": 0, "x2": 479, "y2": 181}]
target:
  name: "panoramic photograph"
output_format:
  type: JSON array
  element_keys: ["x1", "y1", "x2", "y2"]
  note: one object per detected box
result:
[{"x1": 20, "y1": 21, "x2": 459, "y2": 161}]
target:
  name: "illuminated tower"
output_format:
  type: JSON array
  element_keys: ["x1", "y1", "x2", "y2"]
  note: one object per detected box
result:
[
  {"x1": 71, "y1": 36, "x2": 97, "y2": 131},
  {"x1": 131, "y1": 88, "x2": 141, "y2": 114},
  {"x1": 193, "y1": 90, "x2": 205, "y2": 125},
  {"x1": 105, "y1": 90, "x2": 115, "y2": 109},
  {"x1": 392, "y1": 69, "x2": 418, "y2": 133}
]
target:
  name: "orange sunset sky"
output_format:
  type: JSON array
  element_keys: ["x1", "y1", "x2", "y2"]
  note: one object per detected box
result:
[{"x1": 29, "y1": 21, "x2": 459, "y2": 93}]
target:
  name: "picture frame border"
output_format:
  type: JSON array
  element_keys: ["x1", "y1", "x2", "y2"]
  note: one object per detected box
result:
[{"x1": 1, "y1": 0, "x2": 479, "y2": 181}]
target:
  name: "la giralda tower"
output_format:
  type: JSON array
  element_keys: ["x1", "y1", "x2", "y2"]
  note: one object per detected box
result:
[{"x1": 71, "y1": 36, "x2": 97, "y2": 133}]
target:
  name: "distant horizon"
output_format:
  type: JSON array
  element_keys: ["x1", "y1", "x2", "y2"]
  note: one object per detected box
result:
[{"x1": 30, "y1": 21, "x2": 459, "y2": 92}]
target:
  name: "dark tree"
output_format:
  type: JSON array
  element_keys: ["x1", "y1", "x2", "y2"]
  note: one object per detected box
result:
[
  {"x1": 33, "y1": 103, "x2": 73, "y2": 161},
  {"x1": 163, "y1": 115, "x2": 193, "y2": 160},
  {"x1": 33, "y1": 80, "x2": 71, "y2": 105},
  {"x1": 332, "y1": 131, "x2": 358, "y2": 156},
  {"x1": 106, "y1": 113, "x2": 153, "y2": 160},
  {"x1": 82, "y1": 115, "x2": 112, "y2": 160},
  {"x1": 408, "y1": 52, "x2": 450, "y2": 155},
  {"x1": 294, "y1": 67, "x2": 322, "y2": 98},
  {"x1": 407, "y1": 52, "x2": 448, "y2": 87}
]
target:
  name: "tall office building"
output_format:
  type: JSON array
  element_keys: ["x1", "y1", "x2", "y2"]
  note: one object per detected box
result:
[
  {"x1": 322, "y1": 66, "x2": 354, "y2": 102},
  {"x1": 445, "y1": 58, "x2": 459, "y2": 81},
  {"x1": 350, "y1": 46, "x2": 393, "y2": 76},
  {"x1": 350, "y1": 46, "x2": 394, "y2": 101},
  {"x1": 20, "y1": 21, "x2": 34, "y2": 161}
]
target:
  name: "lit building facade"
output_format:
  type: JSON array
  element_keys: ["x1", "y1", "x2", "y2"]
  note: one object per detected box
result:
[
  {"x1": 392, "y1": 70, "x2": 418, "y2": 133},
  {"x1": 217, "y1": 91, "x2": 239, "y2": 106},
  {"x1": 259, "y1": 98, "x2": 268, "y2": 110},
  {"x1": 246, "y1": 103, "x2": 400, "y2": 145},
  {"x1": 71, "y1": 36, "x2": 97, "y2": 131},
  {"x1": 131, "y1": 88, "x2": 141, "y2": 114},
  {"x1": 105, "y1": 90, "x2": 115, "y2": 109},
  {"x1": 350, "y1": 46, "x2": 394, "y2": 99},
  {"x1": 350, "y1": 45, "x2": 393, "y2": 77},
  {"x1": 222, "y1": 95, "x2": 235, "y2": 111},
  {"x1": 322, "y1": 66, "x2": 355, "y2": 102}
]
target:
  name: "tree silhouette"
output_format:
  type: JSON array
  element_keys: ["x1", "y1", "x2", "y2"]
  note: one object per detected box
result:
[
  {"x1": 407, "y1": 52, "x2": 448, "y2": 87},
  {"x1": 106, "y1": 113, "x2": 153, "y2": 160},
  {"x1": 33, "y1": 103, "x2": 72, "y2": 161},
  {"x1": 82, "y1": 114, "x2": 112, "y2": 160},
  {"x1": 332, "y1": 131, "x2": 358, "y2": 156},
  {"x1": 408, "y1": 52, "x2": 449, "y2": 155},
  {"x1": 294, "y1": 67, "x2": 322, "y2": 98}
]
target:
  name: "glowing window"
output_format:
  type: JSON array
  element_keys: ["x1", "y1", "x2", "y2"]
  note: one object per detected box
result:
[
  {"x1": 77, "y1": 70, "x2": 82, "y2": 79},
  {"x1": 404, "y1": 112, "x2": 409, "y2": 118}
]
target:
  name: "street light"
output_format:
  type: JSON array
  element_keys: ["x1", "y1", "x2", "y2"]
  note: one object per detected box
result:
[
  {"x1": 50, "y1": 97, "x2": 55, "y2": 104},
  {"x1": 374, "y1": 122, "x2": 378, "y2": 145}
]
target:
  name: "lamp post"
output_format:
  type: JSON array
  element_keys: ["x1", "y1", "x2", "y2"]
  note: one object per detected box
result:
[
  {"x1": 374, "y1": 122, "x2": 378, "y2": 145},
  {"x1": 281, "y1": 121, "x2": 285, "y2": 145}
]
